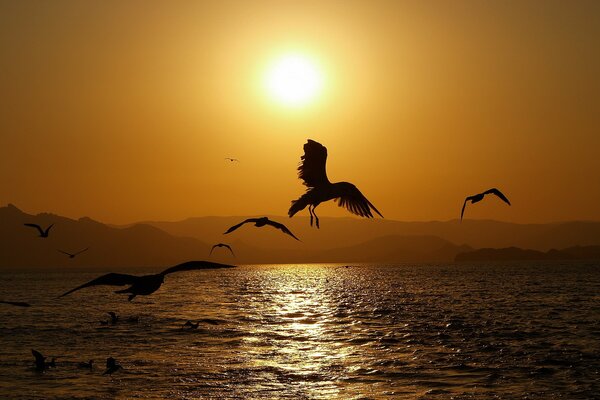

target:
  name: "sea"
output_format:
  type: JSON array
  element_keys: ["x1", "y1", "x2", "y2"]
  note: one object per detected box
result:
[{"x1": 0, "y1": 262, "x2": 599, "y2": 399}]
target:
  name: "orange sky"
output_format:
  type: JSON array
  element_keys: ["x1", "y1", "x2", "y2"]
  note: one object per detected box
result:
[{"x1": 1, "y1": 1, "x2": 599, "y2": 224}]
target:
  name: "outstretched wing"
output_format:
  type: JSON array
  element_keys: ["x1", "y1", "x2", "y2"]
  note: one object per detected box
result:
[
  {"x1": 24, "y1": 223, "x2": 44, "y2": 235},
  {"x1": 460, "y1": 198, "x2": 469, "y2": 220},
  {"x1": 335, "y1": 183, "x2": 384, "y2": 219},
  {"x1": 223, "y1": 218, "x2": 258, "y2": 234},
  {"x1": 59, "y1": 273, "x2": 139, "y2": 297},
  {"x1": 57, "y1": 250, "x2": 73, "y2": 256},
  {"x1": 74, "y1": 247, "x2": 89, "y2": 256},
  {"x1": 484, "y1": 188, "x2": 511, "y2": 206},
  {"x1": 0, "y1": 300, "x2": 31, "y2": 307},
  {"x1": 44, "y1": 224, "x2": 54, "y2": 235},
  {"x1": 297, "y1": 139, "x2": 330, "y2": 188},
  {"x1": 160, "y1": 260, "x2": 237, "y2": 275},
  {"x1": 265, "y1": 220, "x2": 301, "y2": 241},
  {"x1": 223, "y1": 244, "x2": 235, "y2": 257}
]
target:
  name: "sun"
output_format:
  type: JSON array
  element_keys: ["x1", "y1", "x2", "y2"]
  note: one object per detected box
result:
[{"x1": 265, "y1": 54, "x2": 323, "y2": 107}]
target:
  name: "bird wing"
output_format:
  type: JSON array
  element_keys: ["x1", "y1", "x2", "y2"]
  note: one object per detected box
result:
[
  {"x1": 223, "y1": 218, "x2": 258, "y2": 234},
  {"x1": 44, "y1": 224, "x2": 54, "y2": 235},
  {"x1": 224, "y1": 244, "x2": 235, "y2": 256},
  {"x1": 160, "y1": 260, "x2": 237, "y2": 275},
  {"x1": 297, "y1": 139, "x2": 330, "y2": 188},
  {"x1": 460, "y1": 198, "x2": 469, "y2": 220},
  {"x1": 484, "y1": 188, "x2": 511, "y2": 206},
  {"x1": 57, "y1": 250, "x2": 73, "y2": 256},
  {"x1": 24, "y1": 223, "x2": 44, "y2": 235},
  {"x1": 32, "y1": 349, "x2": 45, "y2": 364},
  {"x1": 59, "y1": 273, "x2": 139, "y2": 297},
  {"x1": 209, "y1": 245, "x2": 217, "y2": 255},
  {"x1": 335, "y1": 185, "x2": 384, "y2": 219},
  {"x1": 0, "y1": 300, "x2": 31, "y2": 307},
  {"x1": 265, "y1": 220, "x2": 301, "y2": 241},
  {"x1": 74, "y1": 248, "x2": 89, "y2": 256}
]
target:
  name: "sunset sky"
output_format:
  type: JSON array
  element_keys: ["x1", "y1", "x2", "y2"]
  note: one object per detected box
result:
[{"x1": 1, "y1": 1, "x2": 599, "y2": 224}]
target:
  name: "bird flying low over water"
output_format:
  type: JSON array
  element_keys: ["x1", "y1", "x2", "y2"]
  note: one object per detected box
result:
[
  {"x1": 57, "y1": 248, "x2": 89, "y2": 259},
  {"x1": 289, "y1": 139, "x2": 383, "y2": 228},
  {"x1": 0, "y1": 300, "x2": 31, "y2": 307},
  {"x1": 210, "y1": 243, "x2": 235, "y2": 257},
  {"x1": 24, "y1": 223, "x2": 54, "y2": 237},
  {"x1": 224, "y1": 217, "x2": 300, "y2": 241},
  {"x1": 461, "y1": 188, "x2": 511, "y2": 221},
  {"x1": 59, "y1": 260, "x2": 237, "y2": 301},
  {"x1": 32, "y1": 350, "x2": 55, "y2": 371},
  {"x1": 103, "y1": 357, "x2": 122, "y2": 375}
]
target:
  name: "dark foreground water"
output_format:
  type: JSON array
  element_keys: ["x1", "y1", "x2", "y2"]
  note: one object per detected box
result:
[{"x1": 1, "y1": 263, "x2": 599, "y2": 399}]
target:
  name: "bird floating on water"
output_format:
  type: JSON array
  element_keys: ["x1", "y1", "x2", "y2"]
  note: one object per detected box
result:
[
  {"x1": 183, "y1": 320, "x2": 200, "y2": 329},
  {"x1": 57, "y1": 248, "x2": 89, "y2": 259},
  {"x1": 77, "y1": 360, "x2": 93, "y2": 370},
  {"x1": 103, "y1": 357, "x2": 122, "y2": 375},
  {"x1": 224, "y1": 217, "x2": 300, "y2": 241},
  {"x1": 59, "y1": 260, "x2": 237, "y2": 301},
  {"x1": 210, "y1": 243, "x2": 235, "y2": 257},
  {"x1": 461, "y1": 188, "x2": 511, "y2": 221},
  {"x1": 289, "y1": 139, "x2": 383, "y2": 228},
  {"x1": 32, "y1": 349, "x2": 55, "y2": 371},
  {"x1": 24, "y1": 223, "x2": 54, "y2": 238}
]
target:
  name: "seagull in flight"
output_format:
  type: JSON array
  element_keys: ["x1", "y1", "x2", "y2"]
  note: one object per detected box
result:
[
  {"x1": 289, "y1": 139, "x2": 383, "y2": 228},
  {"x1": 0, "y1": 300, "x2": 31, "y2": 307},
  {"x1": 57, "y1": 247, "x2": 89, "y2": 259},
  {"x1": 103, "y1": 357, "x2": 122, "y2": 375},
  {"x1": 210, "y1": 243, "x2": 235, "y2": 257},
  {"x1": 225, "y1": 157, "x2": 239, "y2": 162},
  {"x1": 24, "y1": 223, "x2": 54, "y2": 238},
  {"x1": 59, "y1": 260, "x2": 236, "y2": 301},
  {"x1": 461, "y1": 188, "x2": 511, "y2": 220},
  {"x1": 224, "y1": 217, "x2": 300, "y2": 241}
]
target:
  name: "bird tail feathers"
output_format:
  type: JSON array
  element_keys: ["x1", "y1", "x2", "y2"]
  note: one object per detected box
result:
[{"x1": 288, "y1": 193, "x2": 311, "y2": 217}]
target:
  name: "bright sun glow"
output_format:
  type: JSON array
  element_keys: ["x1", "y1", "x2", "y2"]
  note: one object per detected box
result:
[{"x1": 265, "y1": 54, "x2": 323, "y2": 107}]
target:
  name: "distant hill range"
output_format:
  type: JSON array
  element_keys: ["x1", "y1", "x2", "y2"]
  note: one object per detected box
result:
[
  {"x1": 1, "y1": 204, "x2": 599, "y2": 270},
  {"x1": 455, "y1": 246, "x2": 600, "y2": 262}
]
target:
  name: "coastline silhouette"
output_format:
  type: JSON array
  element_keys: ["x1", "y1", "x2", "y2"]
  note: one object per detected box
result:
[
  {"x1": 289, "y1": 140, "x2": 383, "y2": 228},
  {"x1": 461, "y1": 188, "x2": 511, "y2": 221},
  {"x1": 224, "y1": 217, "x2": 300, "y2": 241},
  {"x1": 59, "y1": 260, "x2": 237, "y2": 301},
  {"x1": 24, "y1": 223, "x2": 54, "y2": 238}
]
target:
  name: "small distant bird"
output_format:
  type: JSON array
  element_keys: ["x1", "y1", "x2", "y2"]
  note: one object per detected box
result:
[
  {"x1": 461, "y1": 188, "x2": 511, "y2": 220},
  {"x1": 59, "y1": 260, "x2": 237, "y2": 302},
  {"x1": 24, "y1": 223, "x2": 54, "y2": 238},
  {"x1": 0, "y1": 300, "x2": 31, "y2": 307},
  {"x1": 183, "y1": 320, "x2": 200, "y2": 329},
  {"x1": 57, "y1": 248, "x2": 89, "y2": 259},
  {"x1": 78, "y1": 360, "x2": 93, "y2": 369},
  {"x1": 224, "y1": 217, "x2": 300, "y2": 241},
  {"x1": 108, "y1": 312, "x2": 119, "y2": 324},
  {"x1": 289, "y1": 140, "x2": 383, "y2": 228},
  {"x1": 210, "y1": 243, "x2": 235, "y2": 257},
  {"x1": 224, "y1": 157, "x2": 239, "y2": 162},
  {"x1": 103, "y1": 357, "x2": 122, "y2": 375},
  {"x1": 31, "y1": 349, "x2": 55, "y2": 371}
]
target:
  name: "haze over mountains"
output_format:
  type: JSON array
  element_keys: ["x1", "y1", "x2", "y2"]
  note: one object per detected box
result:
[{"x1": 1, "y1": 204, "x2": 599, "y2": 270}]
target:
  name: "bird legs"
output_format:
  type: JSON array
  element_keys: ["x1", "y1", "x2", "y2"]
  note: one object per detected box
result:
[{"x1": 308, "y1": 205, "x2": 320, "y2": 229}]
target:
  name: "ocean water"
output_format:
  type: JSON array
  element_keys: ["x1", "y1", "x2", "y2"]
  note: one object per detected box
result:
[{"x1": 0, "y1": 263, "x2": 599, "y2": 399}]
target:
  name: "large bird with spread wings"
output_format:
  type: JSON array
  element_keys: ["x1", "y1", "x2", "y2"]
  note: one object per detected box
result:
[
  {"x1": 289, "y1": 139, "x2": 383, "y2": 228},
  {"x1": 224, "y1": 217, "x2": 300, "y2": 241},
  {"x1": 461, "y1": 188, "x2": 511, "y2": 220},
  {"x1": 59, "y1": 260, "x2": 236, "y2": 301}
]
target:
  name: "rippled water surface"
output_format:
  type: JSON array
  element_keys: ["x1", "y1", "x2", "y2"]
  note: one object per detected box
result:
[{"x1": 1, "y1": 263, "x2": 599, "y2": 399}]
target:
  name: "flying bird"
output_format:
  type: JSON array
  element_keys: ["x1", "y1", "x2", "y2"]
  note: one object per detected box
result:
[
  {"x1": 59, "y1": 260, "x2": 237, "y2": 301},
  {"x1": 24, "y1": 223, "x2": 54, "y2": 238},
  {"x1": 289, "y1": 139, "x2": 383, "y2": 228},
  {"x1": 103, "y1": 357, "x2": 122, "y2": 375},
  {"x1": 461, "y1": 188, "x2": 511, "y2": 221},
  {"x1": 57, "y1": 247, "x2": 89, "y2": 259},
  {"x1": 32, "y1": 350, "x2": 55, "y2": 371},
  {"x1": 225, "y1": 157, "x2": 239, "y2": 162},
  {"x1": 210, "y1": 243, "x2": 235, "y2": 257},
  {"x1": 0, "y1": 300, "x2": 31, "y2": 307},
  {"x1": 224, "y1": 217, "x2": 300, "y2": 241}
]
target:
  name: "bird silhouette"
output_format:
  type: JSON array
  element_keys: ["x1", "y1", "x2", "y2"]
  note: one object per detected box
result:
[
  {"x1": 31, "y1": 350, "x2": 55, "y2": 371},
  {"x1": 289, "y1": 139, "x2": 383, "y2": 228},
  {"x1": 103, "y1": 357, "x2": 122, "y2": 375},
  {"x1": 183, "y1": 320, "x2": 200, "y2": 329},
  {"x1": 107, "y1": 312, "x2": 119, "y2": 324},
  {"x1": 57, "y1": 248, "x2": 89, "y2": 259},
  {"x1": 461, "y1": 188, "x2": 511, "y2": 220},
  {"x1": 210, "y1": 243, "x2": 235, "y2": 257},
  {"x1": 0, "y1": 300, "x2": 31, "y2": 307},
  {"x1": 77, "y1": 360, "x2": 93, "y2": 370},
  {"x1": 59, "y1": 260, "x2": 237, "y2": 301},
  {"x1": 224, "y1": 157, "x2": 239, "y2": 162},
  {"x1": 224, "y1": 217, "x2": 300, "y2": 241},
  {"x1": 24, "y1": 223, "x2": 54, "y2": 237}
]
